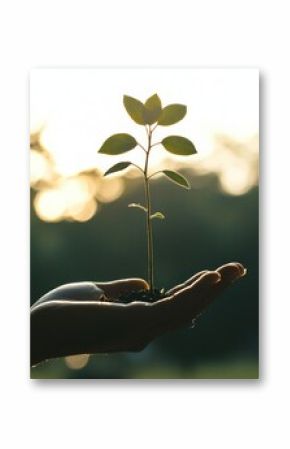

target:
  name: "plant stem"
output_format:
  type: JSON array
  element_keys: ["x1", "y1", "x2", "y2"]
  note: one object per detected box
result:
[{"x1": 144, "y1": 126, "x2": 154, "y2": 293}]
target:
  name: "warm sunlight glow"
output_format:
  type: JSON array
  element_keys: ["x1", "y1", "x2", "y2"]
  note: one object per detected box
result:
[
  {"x1": 34, "y1": 189, "x2": 66, "y2": 222},
  {"x1": 59, "y1": 178, "x2": 91, "y2": 206},
  {"x1": 191, "y1": 135, "x2": 259, "y2": 195},
  {"x1": 97, "y1": 178, "x2": 125, "y2": 203},
  {"x1": 34, "y1": 177, "x2": 99, "y2": 222},
  {"x1": 30, "y1": 150, "x2": 53, "y2": 184},
  {"x1": 219, "y1": 162, "x2": 257, "y2": 195},
  {"x1": 30, "y1": 69, "x2": 258, "y2": 175},
  {"x1": 69, "y1": 199, "x2": 98, "y2": 222}
]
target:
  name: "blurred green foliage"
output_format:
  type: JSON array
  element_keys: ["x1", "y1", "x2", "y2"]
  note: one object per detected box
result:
[{"x1": 31, "y1": 171, "x2": 258, "y2": 379}]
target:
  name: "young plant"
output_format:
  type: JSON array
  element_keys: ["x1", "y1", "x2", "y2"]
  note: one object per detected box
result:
[{"x1": 98, "y1": 94, "x2": 197, "y2": 299}]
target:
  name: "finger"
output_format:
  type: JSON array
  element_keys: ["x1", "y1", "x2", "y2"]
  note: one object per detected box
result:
[
  {"x1": 97, "y1": 278, "x2": 149, "y2": 299},
  {"x1": 138, "y1": 263, "x2": 247, "y2": 344},
  {"x1": 153, "y1": 271, "x2": 221, "y2": 314},
  {"x1": 171, "y1": 271, "x2": 222, "y2": 308},
  {"x1": 137, "y1": 272, "x2": 220, "y2": 341},
  {"x1": 166, "y1": 270, "x2": 209, "y2": 295},
  {"x1": 216, "y1": 262, "x2": 246, "y2": 281},
  {"x1": 166, "y1": 262, "x2": 245, "y2": 296},
  {"x1": 199, "y1": 262, "x2": 246, "y2": 306},
  {"x1": 175, "y1": 262, "x2": 245, "y2": 312},
  {"x1": 175, "y1": 262, "x2": 246, "y2": 321}
]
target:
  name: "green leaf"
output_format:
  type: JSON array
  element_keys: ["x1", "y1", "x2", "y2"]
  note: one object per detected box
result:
[
  {"x1": 123, "y1": 95, "x2": 146, "y2": 125},
  {"x1": 104, "y1": 162, "x2": 132, "y2": 176},
  {"x1": 158, "y1": 104, "x2": 187, "y2": 126},
  {"x1": 144, "y1": 94, "x2": 162, "y2": 125},
  {"x1": 150, "y1": 212, "x2": 165, "y2": 220},
  {"x1": 128, "y1": 203, "x2": 147, "y2": 212},
  {"x1": 161, "y1": 136, "x2": 197, "y2": 155},
  {"x1": 99, "y1": 133, "x2": 137, "y2": 155},
  {"x1": 162, "y1": 170, "x2": 190, "y2": 189}
]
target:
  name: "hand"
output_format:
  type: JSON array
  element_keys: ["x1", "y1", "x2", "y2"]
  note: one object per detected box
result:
[{"x1": 31, "y1": 262, "x2": 246, "y2": 366}]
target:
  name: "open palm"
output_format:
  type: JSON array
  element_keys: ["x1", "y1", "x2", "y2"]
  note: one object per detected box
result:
[{"x1": 31, "y1": 262, "x2": 245, "y2": 366}]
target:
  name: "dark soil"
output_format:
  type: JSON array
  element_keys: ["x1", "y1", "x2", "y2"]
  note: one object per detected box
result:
[{"x1": 118, "y1": 288, "x2": 166, "y2": 303}]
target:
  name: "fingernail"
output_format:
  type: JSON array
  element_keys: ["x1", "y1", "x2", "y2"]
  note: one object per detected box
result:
[
  {"x1": 233, "y1": 267, "x2": 247, "y2": 282},
  {"x1": 240, "y1": 267, "x2": 247, "y2": 277},
  {"x1": 213, "y1": 272, "x2": 222, "y2": 283},
  {"x1": 236, "y1": 264, "x2": 247, "y2": 278},
  {"x1": 235, "y1": 263, "x2": 247, "y2": 277}
]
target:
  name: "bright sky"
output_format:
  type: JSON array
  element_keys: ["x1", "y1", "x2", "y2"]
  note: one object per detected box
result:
[{"x1": 30, "y1": 68, "x2": 259, "y2": 176}]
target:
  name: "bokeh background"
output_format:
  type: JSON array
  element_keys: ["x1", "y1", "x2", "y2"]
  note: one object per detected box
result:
[{"x1": 30, "y1": 69, "x2": 259, "y2": 379}]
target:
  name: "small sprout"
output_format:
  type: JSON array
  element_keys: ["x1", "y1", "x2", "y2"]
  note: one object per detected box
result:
[
  {"x1": 98, "y1": 94, "x2": 197, "y2": 293},
  {"x1": 150, "y1": 212, "x2": 165, "y2": 220}
]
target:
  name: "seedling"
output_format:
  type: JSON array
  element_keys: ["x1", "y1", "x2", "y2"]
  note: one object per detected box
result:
[{"x1": 98, "y1": 94, "x2": 197, "y2": 301}]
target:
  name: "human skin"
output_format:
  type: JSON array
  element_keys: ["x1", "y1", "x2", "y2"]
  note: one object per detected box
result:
[{"x1": 30, "y1": 262, "x2": 246, "y2": 366}]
